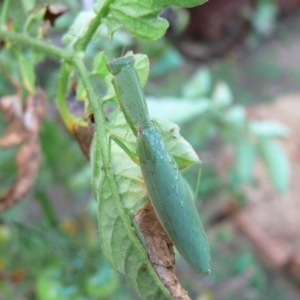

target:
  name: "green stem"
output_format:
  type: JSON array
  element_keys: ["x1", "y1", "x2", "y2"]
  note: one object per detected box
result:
[
  {"x1": 75, "y1": 0, "x2": 110, "y2": 52},
  {"x1": 57, "y1": 62, "x2": 86, "y2": 129},
  {"x1": 35, "y1": 190, "x2": 58, "y2": 228},
  {"x1": 0, "y1": 0, "x2": 10, "y2": 30},
  {"x1": 0, "y1": 30, "x2": 72, "y2": 61},
  {"x1": 72, "y1": 56, "x2": 108, "y2": 159}
]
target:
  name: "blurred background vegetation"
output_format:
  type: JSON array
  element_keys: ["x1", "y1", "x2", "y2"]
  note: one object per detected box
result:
[{"x1": 1, "y1": 0, "x2": 300, "y2": 299}]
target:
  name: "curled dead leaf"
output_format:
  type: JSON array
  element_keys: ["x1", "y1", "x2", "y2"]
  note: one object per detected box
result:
[
  {"x1": 73, "y1": 123, "x2": 94, "y2": 160},
  {"x1": 66, "y1": 83, "x2": 94, "y2": 159},
  {"x1": 44, "y1": 5, "x2": 69, "y2": 26},
  {"x1": 0, "y1": 94, "x2": 24, "y2": 147},
  {"x1": 0, "y1": 89, "x2": 46, "y2": 212},
  {"x1": 0, "y1": 136, "x2": 40, "y2": 212},
  {"x1": 134, "y1": 201, "x2": 191, "y2": 300}
]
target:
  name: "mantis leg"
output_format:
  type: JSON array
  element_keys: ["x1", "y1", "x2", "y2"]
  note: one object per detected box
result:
[
  {"x1": 109, "y1": 134, "x2": 139, "y2": 164},
  {"x1": 180, "y1": 160, "x2": 202, "y2": 202},
  {"x1": 129, "y1": 195, "x2": 149, "y2": 248}
]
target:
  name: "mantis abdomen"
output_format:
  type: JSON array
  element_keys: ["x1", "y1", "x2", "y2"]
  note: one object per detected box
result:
[{"x1": 137, "y1": 126, "x2": 210, "y2": 275}]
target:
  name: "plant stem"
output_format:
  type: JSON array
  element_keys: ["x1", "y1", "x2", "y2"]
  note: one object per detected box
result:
[
  {"x1": 0, "y1": 0, "x2": 10, "y2": 30},
  {"x1": 57, "y1": 62, "x2": 87, "y2": 129},
  {"x1": 35, "y1": 190, "x2": 58, "y2": 228},
  {"x1": 75, "y1": 0, "x2": 110, "y2": 52},
  {"x1": 72, "y1": 56, "x2": 108, "y2": 158},
  {"x1": 0, "y1": 30, "x2": 72, "y2": 61}
]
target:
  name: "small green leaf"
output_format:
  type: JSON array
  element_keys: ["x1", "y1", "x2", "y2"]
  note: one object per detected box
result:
[
  {"x1": 150, "y1": 48, "x2": 183, "y2": 77},
  {"x1": 157, "y1": 0, "x2": 207, "y2": 8},
  {"x1": 248, "y1": 121, "x2": 290, "y2": 138},
  {"x1": 86, "y1": 262, "x2": 118, "y2": 298},
  {"x1": 94, "y1": 0, "x2": 207, "y2": 40},
  {"x1": 234, "y1": 139, "x2": 256, "y2": 184},
  {"x1": 251, "y1": 2, "x2": 277, "y2": 36},
  {"x1": 133, "y1": 53, "x2": 149, "y2": 88},
  {"x1": 212, "y1": 81, "x2": 233, "y2": 108},
  {"x1": 21, "y1": 0, "x2": 36, "y2": 13},
  {"x1": 110, "y1": 4, "x2": 169, "y2": 40},
  {"x1": 258, "y1": 139, "x2": 289, "y2": 194},
  {"x1": 224, "y1": 106, "x2": 246, "y2": 126},
  {"x1": 147, "y1": 96, "x2": 210, "y2": 123},
  {"x1": 18, "y1": 52, "x2": 36, "y2": 94},
  {"x1": 62, "y1": 11, "x2": 95, "y2": 48},
  {"x1": 93, "y1": 52, "x2": 109, "y2": 77},
  {"x1": 104, "y1": 16, "x2": 122, "y2": 38},
  {"x1": 181, "y1": 68, "x2": 212, "y2": 98}
]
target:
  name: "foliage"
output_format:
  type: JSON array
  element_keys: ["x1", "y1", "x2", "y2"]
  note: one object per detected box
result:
[{"x1": 0, "y1": 0, "x2": 290, "y2": 299}]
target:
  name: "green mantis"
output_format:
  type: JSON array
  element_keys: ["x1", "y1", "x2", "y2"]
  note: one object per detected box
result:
[{"x1": 107, "y1": 56, "x2": 211, "y2": 275}]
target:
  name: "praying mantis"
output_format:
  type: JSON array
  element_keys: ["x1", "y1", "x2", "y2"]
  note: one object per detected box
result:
[{"x1": 106, "y1": 56, "x2": 211, "y2": 275}]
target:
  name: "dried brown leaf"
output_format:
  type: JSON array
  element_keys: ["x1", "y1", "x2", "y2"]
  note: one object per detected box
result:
[
  {"x1": 44, "y1": 5, "x2": 69, "y2": 26},
  {"x1": 0, "y1": 89, "x2": 46, "y2": 212},
  {"x1": 0, "y1": 94, "x2": 24, "y2": 147},
  {"x1": 134, "y1": 201, "x2": 191, "y2": 300},
  {"x1": 23, "y1": 88, "x2": 46, "y2": 132},
  {"x1": 0, "y1": 136, "x2": 40, "y2": 212},
  {"x1": 73, "y1": 123, "x2": 94, "y2": 160},
  {"x1": 66, "y1": 84, "x2": 94, "y2": 160}
]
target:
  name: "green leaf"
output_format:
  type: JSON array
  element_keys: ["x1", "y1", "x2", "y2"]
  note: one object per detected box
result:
[
  {"x1": 181, "y1": 68, "x2": 212, "y2": 98},
  {"x1": 86, "y1": 261, "x2": 118, "y2": 298},
  {"x1": 248, "y1": 121, "x2": 290, "y2": 138},
  {"x1": 109, "y1": 3, "x2": 168, "y2": 40},
  {"x1": 224, "y1": 105, "x2": 245, "y2": 126},
  {"x1": 18, "y1": 51, "x2": 36, "y2": 94},
  {"x1": 234, "y1": 139, "x2": 256, "y2": 184},
  {"x1": 21, "y1": 0, "x2": 36, "y2": 14},
  {"x1": 103, "y1": 16, "x2": 122, "y2": 38},
  {"x1": 212, "y1": 81, "x2": 233, "y2": 108},
  {"x1": 133, "y1": 53, "x2": 149, "y2": 88},
  {"x1": 251, "y1": 2, "x2": 277, "y2": 36},
  {"x1": 95, "y1": 0, "x2": 207, "y2": 40},
  {"x1": 156, "y1": 0, "x2": 207, "y2": 8},
  {"x1": 107, "y1": 113, "x2": 145, "y2": 210},
  {"x1": 147, "y1": 96, "x2": 210, "y2": 123},
  {"x1": 93, "y1": 52, "x2": 109, "y2": 77},
  {"x1": 62, "y1": 11, "x2": 95, "y2": 48},
  {"x1": 150, "y1": 48, "x2": 183, "y2": 77},
  {"x1": 258, "y1": 139, "x2": 289, "y2": 194}
]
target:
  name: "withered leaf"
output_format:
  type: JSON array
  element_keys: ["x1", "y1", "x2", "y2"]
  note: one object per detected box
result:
[
  {"x1": 0, "y1": 89, "x2": 46, "y2": 212},
  {"x1": 134, "y1": 201, "x2": 191, "y2": 300},
  {"x1": 0, "y1": 94, "x2": 24, "y2": 147},
  {"x1": 0, "y1": 136, "x2": 40, "y2": 212},
  {"x1": 44, "y1": 5, "x2": 70, "y2": 26},
  {"x1": 66, "y1": 82, "x2": 94, "y2": 160},
  {"x1": 72, "y1": 123, "x2": 94, "y2": 160}
]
